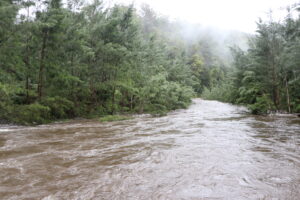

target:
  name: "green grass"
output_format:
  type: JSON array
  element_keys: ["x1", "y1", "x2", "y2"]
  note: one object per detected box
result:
[{"x1": 99, "y1": 115, "x2": 133, "y2": 122}]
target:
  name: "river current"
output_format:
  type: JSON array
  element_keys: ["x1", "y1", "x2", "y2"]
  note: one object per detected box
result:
[{"x1": 0, "y1": 99, "x2": 300, "y2": 200}]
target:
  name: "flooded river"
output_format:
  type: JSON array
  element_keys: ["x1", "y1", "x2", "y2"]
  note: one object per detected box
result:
[{"x1": 0, "y1": 99, "x2": 300, "y2": 200}]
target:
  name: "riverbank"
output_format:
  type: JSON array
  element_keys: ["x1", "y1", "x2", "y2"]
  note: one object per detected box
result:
[
  {"x1": 0, "y1": 114, "x2": 134, "y2": 126},
  {"x1": 0, "y1": 105, "x2": 177, "y2": 126},
  {"x1": 0, "y1": 89, "x2": 194, "y2": 125}
]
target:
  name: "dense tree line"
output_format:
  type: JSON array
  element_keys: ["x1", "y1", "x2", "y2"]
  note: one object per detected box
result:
[
  {"x1": 0, "y1": 0, "x2": 228, "y2": 124},
  {"x1": 203, "y1": 4, "x2": 300, "y2": 114}
]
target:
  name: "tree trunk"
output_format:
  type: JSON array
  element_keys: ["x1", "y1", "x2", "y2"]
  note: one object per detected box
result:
[
  {"x1": 271, "y1": 53, "x2": 280, "y2": 109},
  {"x1": 37, "y1": 30, "x2": 48, "y2": 100},
  {"x1": 24, "y1": 49, "x2": 30, "y2": 103},
  {"x1": 285, "y1": 75, "x2": 291, "y2": 113},
  {"x1": 25, "y1": 6, "x2": 30, "y2": 103},
  {"x1": 111, "y1": 86, "x2": 116, "y2": 115},
  {"x1": 130, "y1": 95, "x2": 133, "y2": 111},
  {"x1": 26, "y1": 76, "x2": 29, "y2": 103}
]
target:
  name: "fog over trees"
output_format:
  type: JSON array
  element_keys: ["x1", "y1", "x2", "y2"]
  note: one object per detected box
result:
[{"x1": 0, "y1": 0, "x2": 299, "y2": 124}]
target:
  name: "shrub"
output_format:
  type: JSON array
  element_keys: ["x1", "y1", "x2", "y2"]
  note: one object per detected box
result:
[
  {"x1": 41, "y1": 97, "x2": 74, "y2": 119},
  {"x1": 294, "y1": 103, "x2": 300, "y2": 113},
  {"x1": 12, "y1": 103, "x2": 51, "y2": 125},
  {"x1": 201, "y1": 82, "x2": 236, "y2": 103},
  {"x1": 249, "y1": 95, "x2": 273, "y2": 114},
  {"x1": 87, "y1": 106, "x2": 106, "y2": 118},
  {"x1": 141, "y1": 75, "x2": 194, "y2": 113}
]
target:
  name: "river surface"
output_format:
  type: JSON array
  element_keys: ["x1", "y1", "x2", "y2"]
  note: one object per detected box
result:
[{"x1": 0, "y1": 99, "x2": 300, "y2": 200}]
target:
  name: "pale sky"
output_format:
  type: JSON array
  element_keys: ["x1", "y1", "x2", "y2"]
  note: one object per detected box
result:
[{"x1": 111, "y1": 0, "x2": 299, "y2": 33}]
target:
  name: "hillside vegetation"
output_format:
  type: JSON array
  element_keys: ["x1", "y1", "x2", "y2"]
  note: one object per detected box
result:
[
  {"x1": 202, "y1": 5, "x2": 300, "y2": 114},
  {"x1": 1, "y1": 0, "x2": 237, "y2": 124}
]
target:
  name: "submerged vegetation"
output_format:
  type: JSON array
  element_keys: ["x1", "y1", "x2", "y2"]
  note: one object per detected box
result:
[
  {"x1": 99, "y1": 115, "x2": 133, "y2": 122},
  {"x1": 0, "y1": 0, "x2": 299, "y2": 124}
]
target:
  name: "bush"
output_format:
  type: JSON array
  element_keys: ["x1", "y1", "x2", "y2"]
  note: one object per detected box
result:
[
  {"x1": 249, "y1": 95, "x2": 273, "y2": 115},
  {"x1": 294, "y1": 103, "x2": 300, "y2": 113},
  {"x1": 141, "y1": 75, "x2": 194, "y2": 113},
  {"x1": 41, "y1": 97, "x2": 74, "y2": 119},
  {"x1": 0, "y1": 83, "x2": 10, "y2": 102},
  {"x1": 201, "y1": 83, "x2": 236, "y2": 103},
  {"x1": 0, "y1": 102, "x2": 10, "y2": 122},
  {"x1": 87, "y1": 106, "x2": 106, "y2": 118},
  {"x1": 11, "y1": 103, "x2": 51, "y2": 125},
  {"x1": 144, "y1": 104, "x2": 168, "y2": 116}
]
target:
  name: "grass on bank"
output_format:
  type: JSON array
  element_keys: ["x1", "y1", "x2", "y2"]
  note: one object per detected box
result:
[{"x1": 99, "y1": 115, "x2": 133, "y2": 122}]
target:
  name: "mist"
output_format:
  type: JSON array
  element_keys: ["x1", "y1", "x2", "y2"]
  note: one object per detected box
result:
[
  {"x1": 113, "y1": 0, "x2": 299, "y2": 32},
  {"x1": 106, "y1": 0, "x2": 298, "y2": 65}
]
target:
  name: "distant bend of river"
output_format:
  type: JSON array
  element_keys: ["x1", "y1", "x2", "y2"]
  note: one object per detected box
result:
[{"x1": 0, "y1": 99, "x2": 300, "y2": 200}]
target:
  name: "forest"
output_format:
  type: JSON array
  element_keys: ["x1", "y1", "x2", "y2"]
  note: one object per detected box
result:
[
  {"x1": 0, "y1": 0, "x2": 299, "y2": 124},
  {"x1": 203, "y1": 4, "x2": 300, "y2": 114}
]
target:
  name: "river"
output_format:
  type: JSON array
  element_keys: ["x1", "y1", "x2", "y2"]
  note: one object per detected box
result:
[{"x1": 0, "y1": 99, "x2": 300, "y2": 200}]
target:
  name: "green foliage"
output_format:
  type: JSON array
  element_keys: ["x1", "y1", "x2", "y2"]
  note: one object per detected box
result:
[
  {"x1": 9, "y1": 104, "x2": 51, "y2": 125},
  {"x1": 99, "y1": 115, "x2": 133, "y2": 122},
  {"x1": 138, "y1": 74, "x2": 194, "y2": 114},
  {"x1": 40, "y1": 97, "x2": 74, "y2": 119},
  {"x1": 205, "y1": 6, "x2": 300, "y2": 114},
  {"x1": 294, "y1": 104, "x2": 300, "y2": 113},
  {"x1": 0, "y1": 83, "x2": 11, "y2": 102},
  {"x1": 1, "y1": 1, "x2": 206, "y2": 125},
  {"x1": 249, "y1": 95, "x2": 274, "y2": 115},
  {"x1": 6, "y1": 0, "x2": 291, "y2": 124},
  {"x1": 201, "y1": 82, "x2": 236, "y2": 103}
]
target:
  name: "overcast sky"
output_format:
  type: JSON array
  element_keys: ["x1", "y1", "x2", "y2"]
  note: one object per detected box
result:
[{"x1": 111, "y1": 0, "x2": 299, "y2": 33}]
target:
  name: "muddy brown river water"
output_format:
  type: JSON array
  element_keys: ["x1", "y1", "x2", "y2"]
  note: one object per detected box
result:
[{"x1": 0, "y1": 99, "x2": 300, "y2": 200}]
